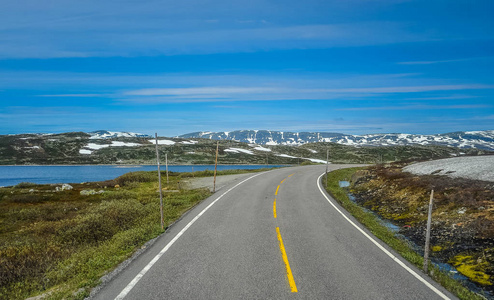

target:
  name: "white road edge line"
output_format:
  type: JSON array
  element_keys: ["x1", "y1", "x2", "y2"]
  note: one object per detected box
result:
[
  {"x1": 316, "y1": 173, "x2": 451, "y2": 300},
  {"x1": 115, "y1": 172, "x2": 265, "y2": 300}
]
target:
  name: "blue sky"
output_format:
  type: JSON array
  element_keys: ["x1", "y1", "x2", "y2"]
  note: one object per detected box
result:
[{"x1": 1, "y1": 0, "x2": 493, "y2": 136}]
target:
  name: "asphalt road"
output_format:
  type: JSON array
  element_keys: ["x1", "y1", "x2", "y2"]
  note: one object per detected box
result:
[{"x1": 91, "y1": 165, "x2": 456, "y2": 300}]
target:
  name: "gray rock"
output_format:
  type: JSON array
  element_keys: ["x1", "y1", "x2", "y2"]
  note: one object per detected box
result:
[
  {"x1": 62, "y1": 184, "x2": 73, "y2": 191},
  {"x1": 80, "y1": 189, "x2": 97, "y2": 196}
]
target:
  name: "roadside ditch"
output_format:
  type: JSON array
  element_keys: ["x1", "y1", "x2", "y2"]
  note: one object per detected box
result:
[{"x1": 325, "y1": 165, "x2": 493, "y2": 300}]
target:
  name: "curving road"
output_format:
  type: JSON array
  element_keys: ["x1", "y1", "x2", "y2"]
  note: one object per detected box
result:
[{"x1": 91, "y1": 165, "x2": 456, "y2": 300}]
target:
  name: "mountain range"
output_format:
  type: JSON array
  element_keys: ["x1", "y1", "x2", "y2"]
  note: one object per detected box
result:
[
  {"x1": 0, "y1": 130, "x2": 491, "y2": 165},
  {"x1": 179, "y1": 130, "x2": 494, "y2": 151},
  {"x1": 89, "y1": 130, "x2": 152, "y2": 139}
]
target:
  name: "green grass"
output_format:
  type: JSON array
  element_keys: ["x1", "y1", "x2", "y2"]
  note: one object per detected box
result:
[
  {"x1": 324, "y1": 167, "x2": 484, "y2": 300},
  {"x1": 0, "y1": 167, "x2": 279, "y2": 299},
  {"x1": 0, "y1": 173, "x2": 210, "y2": 299}
]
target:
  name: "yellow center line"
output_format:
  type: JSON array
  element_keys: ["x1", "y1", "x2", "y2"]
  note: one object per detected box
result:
[
  {"x1": 273, "y1": 199, "x2": 277, "y2": 218},
  {"x1": 276, "y1": 227, "x2": 298, "y2": 293},
  {"x1": 274, "y1": 173, "x2": 298, "y2": 292},
  {"x1": 288, "y1": 173, "x2": 294, "y2": 178}
]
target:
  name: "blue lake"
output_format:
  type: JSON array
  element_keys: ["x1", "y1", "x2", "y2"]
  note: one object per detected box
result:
[{"x1": 0, "y1": 165, "x2": 283, "y2": 187}]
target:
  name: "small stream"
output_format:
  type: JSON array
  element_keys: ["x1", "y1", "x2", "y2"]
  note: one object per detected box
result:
[{"x1": 339, "y1": 181, "x2": 492, "y2": 298}]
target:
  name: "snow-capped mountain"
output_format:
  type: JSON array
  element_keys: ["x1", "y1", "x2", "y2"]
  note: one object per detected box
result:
[
  {"x1": 179, "y1": 130, "x2": 494, "y2": 151},
  {"x1": 88, "y1": 130, "x2": 151, "y2": 139}
]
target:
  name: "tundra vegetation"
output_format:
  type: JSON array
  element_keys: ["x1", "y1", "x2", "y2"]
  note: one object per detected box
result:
[
  {"x1": 325, "y1": 165, "x2": 493, "y2": 299},
  {"x1": 0, "y1": 132, "x2": 489, "y2": 165},
  {"x1": 0, "y1": 168, "x2": 271, "y2": 299}
]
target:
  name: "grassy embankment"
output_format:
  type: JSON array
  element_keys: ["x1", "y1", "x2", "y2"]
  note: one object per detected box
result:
[
  {"x1": 324, "y1": 167, "x2": 484, "y2": 300},
  {"x1": 0, "y1": 168, "x2": 272, "y2": 300}
]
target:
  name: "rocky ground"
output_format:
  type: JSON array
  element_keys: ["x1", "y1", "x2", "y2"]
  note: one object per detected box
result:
[
  {"x1": 404, "y1": 155, "x2": 494, "y2": 182},
  {"x1": 351, "y1": 164, "x2": 494, "y2": 293}
]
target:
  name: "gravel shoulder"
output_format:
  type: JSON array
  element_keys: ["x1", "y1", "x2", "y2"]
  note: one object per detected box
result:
[
  {"x1": 181, "y1": 173, "x2": 254, "y2": 191},
  {"x1": 404, "y1": 155, "x2": 494, "y2": 182}
]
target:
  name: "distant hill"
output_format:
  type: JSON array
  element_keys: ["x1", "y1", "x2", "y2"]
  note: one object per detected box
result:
[
  {"x1": 89, "y1": 130, "x2": 152, "y2": 139},
  {"x1": 179, "y1": 130, "x2": 494, "y2": 151},
  {"x1": 0, "y1": 130, "x2": 491, "y2": 165}
]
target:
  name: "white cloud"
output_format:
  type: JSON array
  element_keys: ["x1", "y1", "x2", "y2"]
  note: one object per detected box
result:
[
  {"x1": 405, "y1": 95, "x2": 482, "y2": 100},
  {"x1": 125, "y1": 87, "x2": 281, "y2": 96},
  {"x1": 0, "y1": 19, "x2": 428, "y2": 58},
  {"x1": 336, "y1": 104, "x2": 491, "y2": 111},
  {"x1": 119, "y1": 84, "x2": 494, "y2": 103},
  {"x1": 398, "y1": 56, "x2": 493, "y2": 65},
  {"x1": 316, "y1": 84, "x2": 494, "y2": 94},
  {"x1": 38, "y1": 94, "x2": 107, "y2": 97}
]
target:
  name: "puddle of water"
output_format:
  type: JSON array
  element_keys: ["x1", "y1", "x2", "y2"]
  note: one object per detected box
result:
[
  {"x1": 339, "y1": 180, "x2": 350, "y2": 187},
  {"x1": 433, "y1": 261, "x2": 468, "y2": 281},
  {"x1": 433, "y1": 259, "x2": 494, "y2": 298},
  {"x1": 380, "y1": 219, "x2": 400, "y2": 232}
]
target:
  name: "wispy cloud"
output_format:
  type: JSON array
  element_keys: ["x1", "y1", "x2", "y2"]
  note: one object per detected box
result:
[
  {"x1": 124, "y1": 87, "x2": 281, "y2": 96},
  {"x1": 119, "y1": 84, "x2": 494, "y2": 103},
  {"x1": 3, "y1": 0, "x2": 490, "y2": 59},
  {"x1": 405, "y1": 95, "x2": 482, "y2": 100},
  {"x1": 398, "y1": 56, "x2": 494, "y2": 65},
  {"x1": 336, "y1": 104, "x2": 490, "y2": 111},
  {"x1": 317, "y1": 84, "x2": 494, "y2": 94},
  {"x1": 472, "y1": 115, "x2": 494, "y2": 120},
  {"x1": 399, "y1": 59, "x2": 469, "y2": 65},
  {"x1": 0, "y1": 21, "x2": 429, "y2": 58},
  {"x1": 37, "y1": 94, "x2": 107, "y2": 97}
]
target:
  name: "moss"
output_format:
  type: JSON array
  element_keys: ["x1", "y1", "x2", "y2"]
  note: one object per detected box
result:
[
  {"x1": 432, "y1": 245, "x2": 443, "y2": 252},
  {"x1": 450, "y1": 255, "x2": 492, "y2": 286}
]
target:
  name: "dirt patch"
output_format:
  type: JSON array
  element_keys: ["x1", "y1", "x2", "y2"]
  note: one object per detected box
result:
[{"x1": 181, "y1": 173, "x2": 253, "y2": 192}]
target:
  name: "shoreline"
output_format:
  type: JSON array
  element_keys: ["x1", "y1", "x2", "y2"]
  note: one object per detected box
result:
[{"x1": 0, "y1": 163, "x2": 290, "y2": 167}]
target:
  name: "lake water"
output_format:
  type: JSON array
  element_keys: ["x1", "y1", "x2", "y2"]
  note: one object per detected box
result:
[{"x1": 0, "y1": 165, "x2": 283, "y2": 187}]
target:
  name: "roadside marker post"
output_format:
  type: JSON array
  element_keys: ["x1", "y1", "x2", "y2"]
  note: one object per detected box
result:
[
  {"x1": 165, "y1": 153, "x2": 169, "y2": 184},
  {"x1": 325, "y1": 148, "x2": 329, "y2": 187},
  {"x1": 423, "y1": 189, "x2": 434, "y2": 273},
  {"x1": 155, "y1": 133, "x2": 164, "y2": 230},
  {"x1": 213, "y1": 141, "x2": 219, "y2": 192}
]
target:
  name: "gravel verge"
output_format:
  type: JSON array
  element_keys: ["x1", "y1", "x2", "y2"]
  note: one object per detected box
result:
[{"x1": 404, "y1": 155, "x2": 494, "y2": 182}]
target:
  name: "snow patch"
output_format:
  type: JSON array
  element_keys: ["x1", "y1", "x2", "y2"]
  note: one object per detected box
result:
[
  {"x1": 276, "y1": 154, "x2": 327, "y2": 164},
  {"x1": 84, "y1": 141, "x2": 144, "y2": 151},
  {"x1": 254, "y1": 146, "x2": 271, "y2": 152},
  {"x1": 148, "y1": 139, "x2": 176, "y2": 145},
  {"x1": 89, "y1": 131, "x2": 149, "y2": 139},
  {"x1": 111, "y1": 141, "x2": 141, "y2": 147},
  {"x1": 306, "y1": 158, "x2": 327, "y2": 164},
  {"x1": 79, "y1": 149, "x2": 92, "y2": 155},
  {"x1": 224, "y1": 149, "x2": 239, "y2": 153},
  {"x1": 277, "y1": 154, "x2": 297, "y2": 159},
  {"x1": 225, "y1": 148, "x2": 254, "y2": 155},
  {"x1": 86, "y1": 143, "x2": 111, "y2": 150}
]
